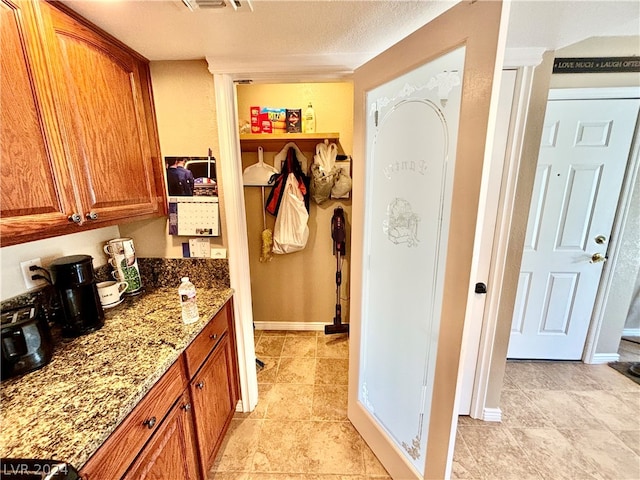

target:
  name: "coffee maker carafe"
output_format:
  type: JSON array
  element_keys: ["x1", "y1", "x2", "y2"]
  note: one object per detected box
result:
[{"x1": 49, "y1": 255, "x2": 104, "y2": 337}]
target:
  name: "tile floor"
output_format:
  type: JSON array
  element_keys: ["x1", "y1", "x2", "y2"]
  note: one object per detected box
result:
[
  {"x1": 209, "y1": 332, "x2": 640, "y2": 480},
  {"x1": 454, "y1": 339, "x2": 640, "y2": 480}
]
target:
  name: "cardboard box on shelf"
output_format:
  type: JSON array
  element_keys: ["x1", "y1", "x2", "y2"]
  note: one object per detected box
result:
[
  {"x1": 286, "y1": 109, "x2": 302, "y2": 133},
  {"x1": 250, "y1": 105, "x2": 261, "y2": 133}
]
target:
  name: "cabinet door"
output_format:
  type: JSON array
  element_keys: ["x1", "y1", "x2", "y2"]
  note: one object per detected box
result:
[
  {"x1": 123, "y1": 391, "x2": 200, "y2": 480},
  {"x1": 190, "y1": 334, "x2": 236, "y2": 476},
  {"x1": 0, "y1": 0, "x2": 80, "y2": 246},
  {"x1": 41, "y1": 2, "x2": 161, "y2": 225}
]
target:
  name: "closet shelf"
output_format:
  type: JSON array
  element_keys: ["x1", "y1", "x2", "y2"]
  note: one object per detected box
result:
[{"x1": 240, "y1": 132, "x2": 340, "y2": 153}]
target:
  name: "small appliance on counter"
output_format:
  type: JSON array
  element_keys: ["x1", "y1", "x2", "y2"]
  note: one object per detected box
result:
[
  {"x1": 1, "y1": 304, "x2": 54, "y2": 380},
  {"x1": 49, "y1": 255, "x2": 104, "y2": 338}
]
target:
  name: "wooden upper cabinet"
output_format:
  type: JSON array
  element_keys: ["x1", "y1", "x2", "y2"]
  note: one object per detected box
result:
[
  {"x1": 43, "y1": 2, "x2": 161, "y2": 224},
  {"x1": 0, "y1": 0, "x2": 165, "y2": 246},
  {"x1": 0, "y1": 0, "x2": 80, "y2": 243}
]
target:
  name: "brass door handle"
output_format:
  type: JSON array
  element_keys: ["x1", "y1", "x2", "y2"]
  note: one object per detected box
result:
[{"x1": 590, "y1": 253, "x2": 607, "y2": 263}]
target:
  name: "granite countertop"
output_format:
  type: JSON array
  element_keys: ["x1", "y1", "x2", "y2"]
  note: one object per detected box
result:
[{"x1": 0, "y1": 285, "x2": 233, "y2": 469}]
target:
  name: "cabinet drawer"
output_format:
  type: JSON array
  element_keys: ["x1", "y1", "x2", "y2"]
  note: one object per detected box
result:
[
  {"x1": 80, "y1": 360, "x2": 187, "y2": 480},
  {"x1": 184, "y1": 303, "x2": 230, "y2": 378}
]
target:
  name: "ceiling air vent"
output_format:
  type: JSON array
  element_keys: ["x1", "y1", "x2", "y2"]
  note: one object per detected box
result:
[{"x1": 182, "y1": 0, "x2": 253, "y2": 11}]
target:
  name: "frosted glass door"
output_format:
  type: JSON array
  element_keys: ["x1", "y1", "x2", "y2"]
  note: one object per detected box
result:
[{"x1": 358, "y1": 47, "x2": 465, "y2": 472}]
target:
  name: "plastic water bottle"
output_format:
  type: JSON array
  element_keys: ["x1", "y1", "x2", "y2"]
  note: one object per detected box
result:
[
  {"x1": 179, "y1": 277, "x2": 199, "y2": 324},
  {"x1": 304, "y1": 102, "x2": 315, "y2": 133}
]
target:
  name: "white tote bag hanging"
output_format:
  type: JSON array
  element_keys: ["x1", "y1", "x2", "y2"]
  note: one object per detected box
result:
[{"x1": 272, "y1": 173, "x2": 309, "y2": 254}]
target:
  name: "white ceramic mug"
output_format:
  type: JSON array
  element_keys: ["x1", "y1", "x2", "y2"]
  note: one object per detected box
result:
[
  {"x1": 104, "y1": 238, "x2": 136, "y2": 264},
  {"x1": 97, "y1": 280, "x2": 128, "y2": 307},
  {"x1": 108, "y1": 254, "x2": 129, "y2": 270}
]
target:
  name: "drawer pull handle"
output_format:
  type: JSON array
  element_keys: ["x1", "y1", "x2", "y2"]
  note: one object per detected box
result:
[
  {"x1": 209, "y1": 333, "x2": 218, "y2": 340},
  {"x1": 181, "y1": 403, "x2": 192, "y2": 412},
  {"x1": 142, "y1": 416, "x2": 157, "y2": 429},
  {"x1": 196, "y1": 381, "x2": 205, "y2": 389}
]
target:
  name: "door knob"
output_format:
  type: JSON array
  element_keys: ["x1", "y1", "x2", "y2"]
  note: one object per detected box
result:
[
  {"x1": 590, "y1": 253, "x2": 607, "y2": 263},
  {"x1": 474, "y1": 282, "x2": 487, "y2": 294},
  {"x1": 594, "y1": 235, "x2": 607, "y2": 245}
]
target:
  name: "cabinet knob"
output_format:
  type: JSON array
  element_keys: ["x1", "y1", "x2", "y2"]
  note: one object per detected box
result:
[
  {"x1": 196, "y1": 381, "x2": 205, "y2": 389},
  {"x1": 181, "y1": 403, "x2": 192, "y2": 412},
  {"x1": 209, "y1": 333, "x2": 218, "y2": 340},
  {"x1": 68, "y1": 213, "x2": 82, "y2": 223},
  {"x1": 142, "y1": 416, "x2": 157, "y2": 429},
  {"x1": 85, "y1": 211, "x2": 98, "y2": 220}
]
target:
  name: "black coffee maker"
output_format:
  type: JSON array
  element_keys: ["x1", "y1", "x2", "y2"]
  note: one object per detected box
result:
[{"x1": 49, "y1": 255, "x2": 104, "y2": 337}]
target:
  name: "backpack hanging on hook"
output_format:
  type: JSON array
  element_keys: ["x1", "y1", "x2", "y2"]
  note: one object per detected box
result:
[{"x1": 265, "y1": 147, "x2": 310, "y2": 216}]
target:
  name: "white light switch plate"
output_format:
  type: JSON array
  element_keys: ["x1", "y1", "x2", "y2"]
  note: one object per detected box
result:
[
  {"x1": 189, "y1": 238, "x2": 211, "y2": 258},
  {"x1": 211, "y1": 247, "x2": 227, "y2": 259}
]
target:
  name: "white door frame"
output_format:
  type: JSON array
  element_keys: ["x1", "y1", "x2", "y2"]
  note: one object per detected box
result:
[
  {"x1": 212, "y1": 72, "x2": 259, "y2": 413},
  {"x1": 464, "y1": 51, "x2": 543, "y2": 421}
]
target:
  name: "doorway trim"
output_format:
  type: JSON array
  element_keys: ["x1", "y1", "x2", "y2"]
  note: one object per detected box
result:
[
  {"x1": 212, "y1": 72, "x2": 259, "y2": 413},
  {"x1": 467, "y1": 63, "x2": 539, "y2": 421}
]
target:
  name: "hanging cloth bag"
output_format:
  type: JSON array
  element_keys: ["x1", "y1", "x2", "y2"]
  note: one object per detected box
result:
[{"x1": 272, "y1": 173, "x2": 309, "y2": 254}]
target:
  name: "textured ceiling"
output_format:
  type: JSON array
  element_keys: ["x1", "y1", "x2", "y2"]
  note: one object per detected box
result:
[{"x1": 60, "y1": 0, "x2": 639, "y2": 77}]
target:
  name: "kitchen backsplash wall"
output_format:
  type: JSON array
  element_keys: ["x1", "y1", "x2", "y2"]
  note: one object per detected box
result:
[
  {"x1": 0, "y1": 226, "x2": 120, "y2": 301},
  {"x1": 1, "y1": 258, "x2": 229, "y2": 311},
  {"x1": 137, "y1": 258, "x2": 229, "y2": 290}
]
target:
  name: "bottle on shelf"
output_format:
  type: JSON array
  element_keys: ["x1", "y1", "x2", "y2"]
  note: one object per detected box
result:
[
  {"x1": 178, "y1": 277, "x2": 199, "y2": 324},
  {"x1": 304, "y1": 102, "x2": 316, "y2": 134}
]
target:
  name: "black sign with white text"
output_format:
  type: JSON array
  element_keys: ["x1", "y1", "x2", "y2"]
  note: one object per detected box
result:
[{"x1": 553, "y1": 57, "x2": 640, "y2": 74}]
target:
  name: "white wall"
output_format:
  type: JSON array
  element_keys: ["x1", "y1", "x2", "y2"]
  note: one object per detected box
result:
[
  {"x1": 0, "y1": 226, "x2": 119, "y2": 301},
  {"x1": 626, "y1": 271, "x2": 640, "y2": 332}
]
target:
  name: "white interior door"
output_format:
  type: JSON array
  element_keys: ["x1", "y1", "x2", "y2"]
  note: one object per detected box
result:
[
  {"x1": 508, "y1": 97, "x2": 640, "y2": 360},
  {"x1": 348, "y1": 2, "x2": 507, "y2": 479}
]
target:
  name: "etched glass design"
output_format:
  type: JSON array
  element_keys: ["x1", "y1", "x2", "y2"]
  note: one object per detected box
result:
[{"x1": 358, "y1": 46, "x2": 465, "y2": 473}]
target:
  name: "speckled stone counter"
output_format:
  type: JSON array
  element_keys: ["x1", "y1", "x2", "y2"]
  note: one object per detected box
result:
[{"x1": 0, "y1": 285, "x2": 233, "y2": 469}]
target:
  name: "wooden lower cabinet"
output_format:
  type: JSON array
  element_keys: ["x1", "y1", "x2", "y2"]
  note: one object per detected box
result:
[
  {"x1": 79, "y1": 299, "x2": 240, "y2": 480},
  {"x1": 123, "y1": 391, "x2": 200, "y2": 480},
  {"x1": 190, "y1": 334, "x2": 237, "y2": 478}
]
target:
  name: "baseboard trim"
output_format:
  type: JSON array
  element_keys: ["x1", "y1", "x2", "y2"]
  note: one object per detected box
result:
[
  {"x1": 622, "y1": 328, "x2": 640, "y2": 337},
  {"x1": 590, "y1": 353, "x2": 620, "y2": 364},
  {"x1": 254, "y1": 321, "x2": 329, "y2": 331},
  {"x1": 482, "y1": 407, "x2": 502, "y2": 422}
]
